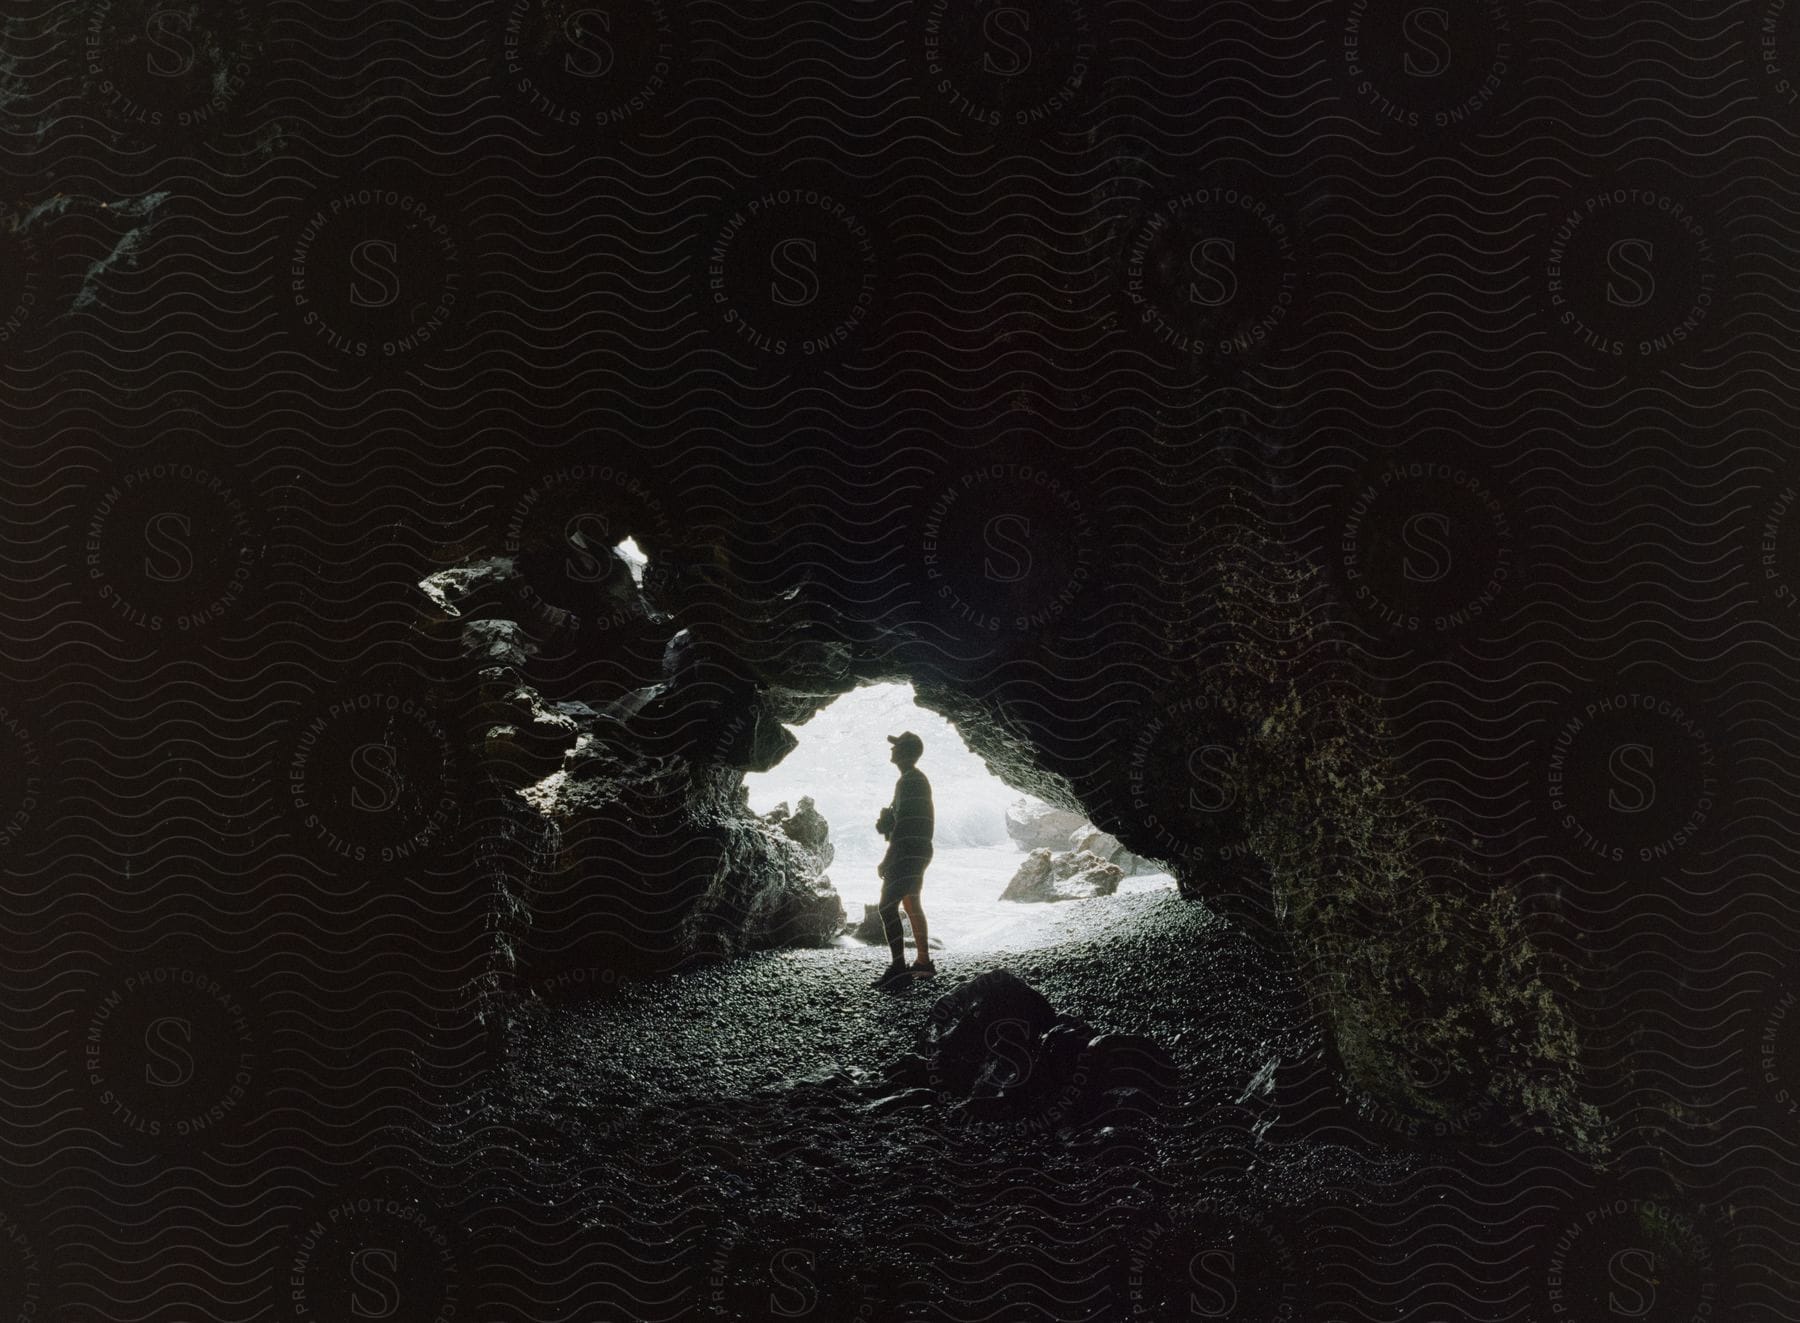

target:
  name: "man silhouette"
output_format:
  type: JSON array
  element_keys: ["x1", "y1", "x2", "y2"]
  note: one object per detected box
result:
[{"x1": 873, "y1": 730, "x2": 935, "y2": 987}]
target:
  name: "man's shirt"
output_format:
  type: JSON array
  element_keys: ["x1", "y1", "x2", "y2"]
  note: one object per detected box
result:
[{"x1": 884, "y1": 767, "x2": 934, "y2": 866}]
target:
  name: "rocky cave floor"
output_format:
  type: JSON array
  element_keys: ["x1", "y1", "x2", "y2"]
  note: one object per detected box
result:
[{"x1": 440, "y1": 891, "x2": 1574, "y2": 1321}]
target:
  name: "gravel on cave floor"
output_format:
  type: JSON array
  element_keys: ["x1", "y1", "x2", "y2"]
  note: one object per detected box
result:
[{"x1": 452, "y1": 890, "x2": 1443, "y2": 1320}]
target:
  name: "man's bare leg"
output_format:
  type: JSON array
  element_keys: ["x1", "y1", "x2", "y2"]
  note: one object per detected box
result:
[
  {"x1": 901, "y1": 894, "x2": 930, "y2": 966},
  {"x1": 877, "y1": 897, "x2": 906, "y2": 969}
]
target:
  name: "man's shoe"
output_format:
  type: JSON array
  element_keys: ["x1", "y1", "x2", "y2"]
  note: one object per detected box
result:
[
  {"x1": 909, "y1": 960, "x2": 937, "y2": 978},
  {"x1": 872, "y1": 964, "x2": 909, "y2": 989}
]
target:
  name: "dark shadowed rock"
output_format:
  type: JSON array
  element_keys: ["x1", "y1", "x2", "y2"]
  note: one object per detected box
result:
[
  {"x1": 877, "y1": 1053, "x2": 931, "y2": 1089},
  {"x1": 762, "y1": 795, "x2": 833, "y2": 871},
  {"x1": 1032, "y1": 1017, "x2": 1094, "y2": 1099},
  {"x1": 702, "y1": 808, "x2": 844, "y2": 952},
  {"x1": 847, "y1": 904, "x2": 941, "y2": 949},
  {"x1": 862, "y1": 1087, "x2": 934, "y2": 1117},
  {"x1": 1080, "y1": 1032, "x2": 1180, "y2": 1108},
  {"x1": 920, "y1": 970, "x2": 1058, "y2": 1096},
  {"x1": 915, "y1": 973, "x2": 1182, "y2": 1131},
  {"x1": 463, "y1": 617, "x2": 535, "y2": 667}
]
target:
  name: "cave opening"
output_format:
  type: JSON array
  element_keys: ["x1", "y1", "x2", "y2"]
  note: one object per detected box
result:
[
  {"x1": 419, "y1": 508, "x2": 1599, "y2": 1150},
  {"x1": 745, "y1": 681, "x2": 1177, "y2": 955},
  {"x1": 611, "y1": 534, "x2": 648, "y2": 585}
]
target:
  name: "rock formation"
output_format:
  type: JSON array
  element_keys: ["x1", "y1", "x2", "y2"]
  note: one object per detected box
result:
[
  {"x1": 1003, "y1": 798, "x2": 1086, "y2": 851},
  {"x1": 862, "y1": 970, "x2": 1180, "y2": 1132},
  {"x1": 999, "y1": 847, "x2": 1122, "y2": 902},
  {"x1": 1065, "y1": 824, "x2": 1150, "y2": 876},
  {"x1": 846, "y1": 904, "x2": 941, "y2": 949},
  {"x1": 412, "y1": 461, "x2": 1602, "y2": 1148},
  {"x1": 1005, "y1": 799, "x2": 1151, "y2": 876},
  {"x1": 761, "y1": 796, "x2": 833, "y2": 872}
]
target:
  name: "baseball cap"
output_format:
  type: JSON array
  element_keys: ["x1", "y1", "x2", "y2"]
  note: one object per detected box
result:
[{"x1": 887, "y1": 731, "x2": 924, "y2": 756}]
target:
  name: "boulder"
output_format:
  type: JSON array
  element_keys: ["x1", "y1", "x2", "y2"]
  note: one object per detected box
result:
[
  {"x1": 1068, "y1": 825, "x2": 1153, "y2": 877},
  {"x1": 762, "y1": 795, "x2": 833, "y2": 870},
  {"x1": 463, "y1": 617, "x2": 535, "y2": 667},
  {"x1": 1030, "y1": 1017, "x2": 1095, "y2": 1101},
  {"x1": 683, "y1": 773, "x2": 848, "y2": 957},
  {"x1": 1057, "y1": 860, "x2": 1123, "y2": 900},
  {"x1": 918, "y1": 973, "x2": 1180, "y2": 1129},
  {"x1": 919, "y1": 970, "x2": 1058, "y2": 1096},
  {"x1": 1004, "y1": 798, "x2": 1087, "y2": 851},
  {"x1": 1000, "y1": 848, "x2": 1121, "y2": 902},
  {"x1": 876, "y1": 1053, "x2": 931, "y2": 1089},
  {"x1": 1004, "y1": 804, "x2": 1156, "y2": 879},
  {"x1": 1068, "y1": 825, "x2": 1122, "y2": 859},
  {"x1": 1052, "y1": 848, "x2": 1102, "y2": 881},
  {"x1": 846, "y1": 904, "x2": 941, "y2": 949},
  {"x1": 999, "y1": 848, "x2": 1054, "y2": 901},
  {"x1": 737, "y1": 852, "x2": 844, "y2": 950}
]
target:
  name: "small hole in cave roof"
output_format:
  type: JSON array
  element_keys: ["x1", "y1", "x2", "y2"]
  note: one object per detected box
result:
[{"x1": 614, "y1": 536, "x2": 648, "y2": 586}]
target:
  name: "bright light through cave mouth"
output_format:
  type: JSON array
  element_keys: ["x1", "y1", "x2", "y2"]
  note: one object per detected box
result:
[
  {"x1": 744, "y1": 682, "x2": 1176, "y2": 947},
  {"x1": 613, "y1": 536, "x2": 648, "y2": 586}
]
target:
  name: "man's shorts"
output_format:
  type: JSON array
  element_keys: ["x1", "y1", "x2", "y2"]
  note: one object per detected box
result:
[{"x1": 879, "y1": 851, "x2": 932, "y2": 906}]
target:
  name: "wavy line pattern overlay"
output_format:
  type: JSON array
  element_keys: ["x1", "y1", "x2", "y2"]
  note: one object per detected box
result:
[{"x1": 2, "y1": 1, "x2": 1797, "y2": 1320}]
